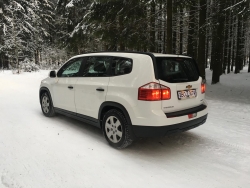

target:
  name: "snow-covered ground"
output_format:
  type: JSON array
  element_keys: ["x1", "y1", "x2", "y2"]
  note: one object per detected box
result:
[{"x1": 0, "y1": 68, "x2": 250, "y2": 188}]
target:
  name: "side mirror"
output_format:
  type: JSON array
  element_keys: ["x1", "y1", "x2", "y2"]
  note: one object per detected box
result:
[{"x1": 49, "y1": 70, "x2": 56, "y2": 78}]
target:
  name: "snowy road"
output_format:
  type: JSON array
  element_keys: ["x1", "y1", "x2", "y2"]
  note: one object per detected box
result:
[{"x1": 0, "y1": 69, "x2": 250, "y2": 188}]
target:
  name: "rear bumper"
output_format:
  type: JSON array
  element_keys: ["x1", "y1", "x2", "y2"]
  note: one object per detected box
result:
[{"x1": 131, "y1": 114, "x2": 208, "y2": 138}]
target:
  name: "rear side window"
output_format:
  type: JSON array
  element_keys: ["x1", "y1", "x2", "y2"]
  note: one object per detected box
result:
[
  {"x1": 81, "y1": 56, "x2": 112, "y2": 77},
  {"x1": 110, "y1": 57, "x2": 133, "y2": 76},
  {"x1": 155, "y1": 57, "x2": 199, "y2": 83},
  {"x1": 80, "y1": 56, "x2": 133, "y2": 77}
]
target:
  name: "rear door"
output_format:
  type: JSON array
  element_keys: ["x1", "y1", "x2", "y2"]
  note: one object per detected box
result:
[
  {"x1": 74, "y1": 56, "x2": 111, "y2": 119},
  {"x1": 155, "y1": 57, "x2": 204, "y2": 113}
]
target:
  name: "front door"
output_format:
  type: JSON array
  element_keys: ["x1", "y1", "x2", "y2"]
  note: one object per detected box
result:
[{"x1": 52, "y1": 58, "x2": 83, "y2": 112}]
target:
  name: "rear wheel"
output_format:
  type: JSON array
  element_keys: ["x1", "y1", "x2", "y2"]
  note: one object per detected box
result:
[
  {"x1": 103, "y1": 109, "x2": 133, "y2": 149},
  {"x1": 41, "y1": 92, "x2": 55, "y2": 117}
]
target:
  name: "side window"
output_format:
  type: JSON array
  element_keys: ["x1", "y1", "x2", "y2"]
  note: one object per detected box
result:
[
  {"x1": 57, "y1": 58, "x2": 83, "y2": 77},
  {"x1": 111, "y1": 58, "x2": 133, "y2": 76},
  {"x1": 81, "y1": 56, "x2": 112, "y2": 77}
]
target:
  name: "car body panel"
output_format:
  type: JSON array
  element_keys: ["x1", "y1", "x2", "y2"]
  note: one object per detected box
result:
[
  {"x1": 75, "y1": 77, "x2": 110, "y2": 119},
  {"x1": 52, "y1": 77, "x2": 78, "y2": 112}
]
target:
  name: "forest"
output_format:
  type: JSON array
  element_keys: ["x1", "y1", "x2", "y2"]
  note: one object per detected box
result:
[{"x1": 0, "y1": 0, "x2": 249, "y2": 84}]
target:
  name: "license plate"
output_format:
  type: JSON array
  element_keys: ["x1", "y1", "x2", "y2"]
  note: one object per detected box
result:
[{"x1": 177, "y1": 89, "x2": 197, "y2": 100}]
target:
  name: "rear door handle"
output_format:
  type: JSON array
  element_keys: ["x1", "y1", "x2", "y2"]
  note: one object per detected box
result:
[
  {"x1": 68, "y1": 86, "x2": 73, "y2": 89},
  {"x1": 96, "y1": 88, "x2": 104, "y2": 91}
]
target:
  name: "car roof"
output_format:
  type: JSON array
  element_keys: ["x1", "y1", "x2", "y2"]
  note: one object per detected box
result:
[
  {"x1": 70, "y1": 52, "x2": 192, "y2": 59},
  {"x1": 152, "y1": 53, "x2": 192, "y2": 58}
]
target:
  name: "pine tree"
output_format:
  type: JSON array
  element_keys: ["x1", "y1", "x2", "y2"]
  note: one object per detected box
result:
[{"x1": 0, "y1": 0, "x2": 55, "y2": 69}]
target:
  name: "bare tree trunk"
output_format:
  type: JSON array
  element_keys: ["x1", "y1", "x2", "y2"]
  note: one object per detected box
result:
[
  {"x1": 245, "y1": 0, "x2": 250, "y2": 72},
  {"x1": 35, "y1": 50, "x2": 39, "y2": 65},
  {"x1": 15, "y1": 48, "x2": 19, "y2": 73},
  {"x1": 166, "y1": 0, "x2": 172, "y2": 53},
  {"x1": 205, "y1": 38, "x2": 209, "y2": 68},
  {"x1": 235, "y1": 15, "x2": 241, "y2": 74},
  {"x1": 172, "y1": 2, "x2": 177, "y2": 54},
  {"x1": 223, "y1": 12, "x2": 228, "y2": 74},
  {"x1": 157, "y1": 0, "x2": 163, "y2": 53},
  {"x1": 240, "y1": 12, "x2": 247, "y2": 70},
  {"x1": 197, "y1": 0, "x2": 206, "y2": 80},
  {"x1": 179, "y1": 8, "x2": 183, "y2": 54},
  {"x1": 150, "y1": 0, "x2": 156, "y2": 52},
  {"x1": 187, "y1": 1, "x2": 195, "y2": 57},
  {"x1": 211, "y1": 0, "x2": 225, "y2": 84},
  {"x1": 231, "y1": 13, "x2": 236, "y2": 72},
  {"x1": 162, "y1": 1, "x2": 167, "y2": 53},
  {"x1": 12, "y1": 19, "x2": 19, "y2": 73},
  {"x1": 0, "y1": 54, "x2": 3, "y2": 71},
  {"x1": 227, "y1": 3, "x2": 232, "y2": 74}
]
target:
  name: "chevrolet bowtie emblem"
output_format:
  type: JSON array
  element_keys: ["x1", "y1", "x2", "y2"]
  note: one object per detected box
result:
[{"x1": 186, "y1": 85, "x2": 192, "y2": 89}]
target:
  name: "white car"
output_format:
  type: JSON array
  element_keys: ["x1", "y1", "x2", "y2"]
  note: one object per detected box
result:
[{"x1": 40, "y1": 52, "x2": 208, "y2": 149}]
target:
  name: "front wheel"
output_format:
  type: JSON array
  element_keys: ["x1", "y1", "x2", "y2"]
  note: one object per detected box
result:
[
  {"x1": 40, "y1": 92, "x2": 56, "y2": 117},
  {"x1": 102, "y1": 109, "x2": 133, "y2": 149}
]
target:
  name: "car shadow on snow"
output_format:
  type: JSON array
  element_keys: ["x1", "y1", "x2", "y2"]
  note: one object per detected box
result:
[
  {"x1": 122, "y1": 131, "x2": 207, "y2": 160},
  {"x1": 44, "y1": 112, "x2": 207, "y2": 157},
  {"x1": 48, "y1": 113, "x2": 104, "y2": 138}
]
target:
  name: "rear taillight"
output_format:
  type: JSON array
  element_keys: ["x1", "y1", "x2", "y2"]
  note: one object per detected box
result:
[
  {"x1": 201, "y1": 83, "x2": 206, "y2": 94},
  {"x1": 138, "y1": 82, "x2": 171, "y2": 101},
  {"x1": 161, "y1": 85, "x2": 171, "y2": 100}
]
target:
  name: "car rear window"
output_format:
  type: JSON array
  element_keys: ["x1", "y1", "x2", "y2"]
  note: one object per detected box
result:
[{"x1": 155, "y1": 57, "x2": 200, "y2": 83}]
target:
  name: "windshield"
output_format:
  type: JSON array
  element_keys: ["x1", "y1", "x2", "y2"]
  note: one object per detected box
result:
[{"x1": 155, "y1": 57, "x2": 200, "y2": 83}]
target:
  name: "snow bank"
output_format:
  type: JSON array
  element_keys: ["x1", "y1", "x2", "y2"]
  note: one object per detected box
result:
[{"x1": 20, "y1": 58, "x2": 40, "y2": 72}]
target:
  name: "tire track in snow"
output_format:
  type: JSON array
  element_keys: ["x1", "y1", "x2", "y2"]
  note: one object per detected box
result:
[
  {"x1": 191, "y1": 132, "x2": 250, "y2": 153},
  {"x1": 168, "y1": 132, "x2": 250, "y2": 174},
  {"x1": 210, "y1": 114, "x2": 249, "y2": 126},
  {"x1": 170, "y1": 131, "x2": 250, "y2": 153}
]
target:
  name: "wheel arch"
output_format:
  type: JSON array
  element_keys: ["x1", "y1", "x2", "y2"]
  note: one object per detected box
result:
[
  {"x1": 39, "y1": 87, "x2": 53, "y2": 105},
  {"x1": 98, "y1": 102, "x2": 132, "y2": 127},
  {"x1": 98, "y1": 102, "x2": 136, "y2": 140}
]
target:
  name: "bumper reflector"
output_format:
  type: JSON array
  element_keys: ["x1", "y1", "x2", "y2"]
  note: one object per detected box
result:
[{"x1": 188, "y1": 113, "x2": 197, "y2": 119}]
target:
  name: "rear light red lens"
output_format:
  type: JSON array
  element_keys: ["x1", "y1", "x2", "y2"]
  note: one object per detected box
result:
[
  {"x1": 138, "y1": 82, "x2": 171, "y2": 101},
  {"x1": 201, "y1": 83, "x2": 206, "y2": 93},
  {"x1": 161, "y1": 88, "x2": 171, "y2": 100},
  {"x1": 138, "y1": 88, "x2": 161, "y2": 101}
]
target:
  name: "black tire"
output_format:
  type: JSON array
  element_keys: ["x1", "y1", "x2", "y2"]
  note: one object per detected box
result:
[
  {"x1": 102, "y1": 109, "x2": 134, "y2": 149},
  {"x1": 40, "y1": 92, "x2": 56, "y2": 117}
]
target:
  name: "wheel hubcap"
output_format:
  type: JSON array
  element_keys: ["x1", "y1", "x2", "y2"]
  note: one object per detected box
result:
[
  {"x1": 105, "y1": 116, "x2": 123, "y2": 143},
  {"x1": 42, "y1": 95, "x2": 50, "y2": 114}
]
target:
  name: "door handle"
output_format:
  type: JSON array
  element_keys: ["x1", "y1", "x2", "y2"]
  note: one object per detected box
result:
[
  {"x1": 68, "y1": 86, "x2": 73, "y2": 89},
  {"x1": 96, "y1": 88, "x2": 104, "y2": 91}
]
